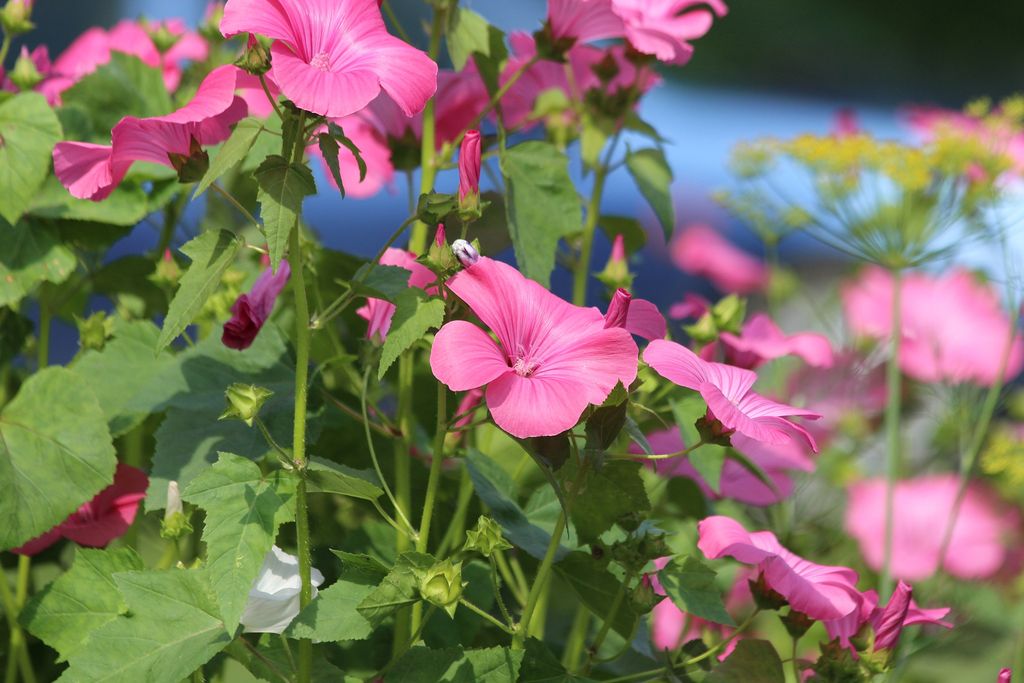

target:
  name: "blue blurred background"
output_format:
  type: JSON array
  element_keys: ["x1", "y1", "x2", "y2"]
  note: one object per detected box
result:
[{"x1": 9, "y1": 0, "x2": 1024, "y2": 362}]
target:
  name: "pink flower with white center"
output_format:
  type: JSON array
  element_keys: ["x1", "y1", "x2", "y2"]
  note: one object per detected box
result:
[
  {"x1": 636, "y1": 428, "x2": 813, "y2": 506},
  {"x1": 644, "y1": 339, "x2": 821, "y2": 449},
  {"x1": 458, "y1": 129, "x2": 481, "y2": 203},
  {"x1": 220, "y1": 0, "x2": 437, "y2": 119},
  {"x1": 844, "y1": 475, "x2": 1018, "y2": 581},
  {"x1": 842, "y1": 266, "x2": 1024, "y2": 386},
  {"x1": 604, "y1": 288, "x2": 667, "y2": 341},
  {"x1": 698, "y1": 515, "x2": 861, "y2": 621},
  {"x1": 14, "y1": 464, "x2": 149, "y2": 556},
  {"x1": 53, "y1": 64, "x2": 248, "y2": 201},
  {"x1": 718, "y1": 313, "x2": 834, "y2": 369},
  {"x1": 429, "y1": 257, "x2": 638, "y2": 438},
  {"x1": 357, "y1": 249, "x2": 435, "y2": 343},
  {"x1": 823, "y1": 581, "x2": 951, "y2": 652},
  {"x1": 611, "y1": 0, "x2": 728, "y2": 65},
  {"x1": 670, "y1": 224, "x2": 768, "y2": 294},
  {"x1": 223, "y1": 258, "x2": 291, "y2": 350}
]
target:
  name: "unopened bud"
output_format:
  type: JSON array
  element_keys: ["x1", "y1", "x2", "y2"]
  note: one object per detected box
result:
[
  {"x1": 871, "y1": 581, "x2": 912, "y2": 653},
  {"x1": 418, "y1": 559, "x2": 464, "y2": 618},
  {"x1": 201, "y1": 2, "x2": 225, "y2": 41},
  {"x1": 434, "y1": 224, "x2": 446, "y2": 248},
  {"x1": 603, "y1": 288, "x2": 631, "y2": 329},
  {"x1": 219, "y1": 383, "x2": 274, "y2": 427},
  {"x1": 457, "y1": 130, "x2": 482, "y2": 221},
  {"x1": 426, "y1": 224, "x2": 457, "y2": 272},
  {"x1": 597, "y1": 234, "x2": 632, "y2": 289},
  {"x1": 463, "y1": 516, "x2": 512, "y2": 558},
  {"x1": 780, "y1": 608, "x2": 815, "y2": 639},
  {"x1": 1, "y1": 0, "x2": 34, "y2": 35},
  {"x1": 1000, "y1": 669, "x2": 1012, "y2": 683},
  {"x1": 748, "y1": 573, "x2": 788, "y2": 612},
  {"x1": 235, "y1": 33, "x2": 272, "y2": 76},
  {"x1": 168, "y1": 136, "x2": 210, "y2": 184},
  {"x1": 451, "y1": 239, "x2": 480, "y2": 268},
  {"x1": 9, "y1": 46, "x2": 42, "y2": 90},
  {"x1": 75, "y1": 311, "x2": 114, "y2": 352},
  {"x1": 161, "y1": 481, "x2": 194, "y2": 539},
  {"x1": 146, "y1": 21, "x2": 182, "y2": 54}
]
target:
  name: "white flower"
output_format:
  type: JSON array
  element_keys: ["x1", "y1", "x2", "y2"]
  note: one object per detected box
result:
[{"x1": 240, "y1": 545, "x2": 325, "y2": 634}]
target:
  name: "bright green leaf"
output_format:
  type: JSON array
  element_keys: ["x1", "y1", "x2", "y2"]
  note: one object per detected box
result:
[
  {"x1": 306, "y1": 457, "x2": 383, "y2": 501},
  {"x1": 625, "y1": 148, "x2": 675, "y2": 241},
  {"x1": 285, "y1": 573, "x2": 375, "y2": 642},
  {"x1": 254, "y1": 154, "x2": 316, "y2": 271},
  {"x1": 157, "y1": 229, "x2": 242, "y2": 351},
  {"x1": 0, "y1": 367, "x2": 116, "y2": 551},
  {"x1": 195, "y1": 118, "x2": 264, "y2": 197},
  {"x1": 446, "y1": 8, "x2": 492, "y2": 71},
  {"x1": 0, "y1": 219, "x2": 75, "y2": 307},
  {"x1": 563, "y1": 459, "x2": 649, "y2": 544},
  {"x1": 501, "y1": 141, "x2": 581, "y2": 287},
  {"x1": 61, "y1": 53, "x2": 172, "y2": 137},
  {"x1": 234, "y1": 635, "x2": 347, "y2": 683},
  {"x1": 705, "y1": 639, "x2": 785, "y2": 683},
  {"x1": 0, "y1": 92, "x2": 62, "y2": 224},
  {"x1": 386, "y1": 646, "x2": 524, "y2": 683},
  {"x1": 316, "y1": 132, "x2": 347, "y2": 197},
  {"x1": 378, "y1": 289, "x2": 445, "y2": 379},
  {"x1": 658, "y1": 556, "x2": 735, "y2": 627},
  {"x1": 357, "y1": 552, "x2": 435, "y2": 627},
  {"x1": 31, "y1": 176, "x2": 150, "y2": 226},
  {"x1": 350, "y1": 263, "x2": 418, "y2": 301},
  {"x1": 689, "y1": 444, "x2": 727, "y2": 493}
]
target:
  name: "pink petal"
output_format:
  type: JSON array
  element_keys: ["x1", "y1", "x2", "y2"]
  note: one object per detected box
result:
[
  {"x1": 485, "y1": 372, "x2": 597, "y2": 438},
  {"x1": 670, "y1": 224, "x2": 767, "y2": 294},
  {"x1": 430, "y1": 321, "x2": 510, "y2": 392},
  {"x1": 626, "y1": 298, "x2": 667, "y2": 340},
  {"x1": 548, "y1": 0, "x2": 624, "y2": 43},
  {"x1": 651, "y1": 598, "x2": 686, "y2": 650},
  {"x1": 12, "y1": 526, "x2": 65, "y2": 556},
  {"x1": 61, "y1": 464, "x2": 148, "y2": 547},
  {"x1": 52, "y1": 142, "x2": 120, "y2": 201}
]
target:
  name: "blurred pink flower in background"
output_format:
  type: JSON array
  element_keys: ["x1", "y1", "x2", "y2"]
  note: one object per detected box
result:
[
  {"x1": 430, "y1": 257, "x2": 638, "y2": 438},
  {"x1": 357, "y1": 249, "x2": 435, "y2": 343},
  {"x1": 612, "y1": 0, "x2": 728, "y2": 65},
  {"x1": 717, "y1": 313, "x2": 834, "y2": 369},
  {"x1": 14, "y1": 464, "x2": 148, "y2": 555},
  {"x1": 906, "y1": 106, "x2": 1024, "y2": 180},
  {"x1": 547, "y1": 0, "x2": 624, "y2": 44},
  {"x1": 309, "y1": 115, "x2": 395, "y2": 198},
  {"x1": 845, "y1": 475, "x2": 1018, "y2": 581},
  {"x1": 842, "y1": 266, "x2": 1023, "y2": 386},
  {"x1": 670, "y1": 224, "x2": 768, "y2": 293},
  {"x1": 223, "y1": 258, "x2": 291, "y2": 350},
  {"x1": 644, "y1": 339, "x2": 821, "y2": 449},
  {"x1": 833, "y1": 108, "x2": 860, "y2": 137}
]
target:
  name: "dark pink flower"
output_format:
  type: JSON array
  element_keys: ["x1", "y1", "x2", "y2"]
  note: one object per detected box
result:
[
  {"x1": 429, "y1": 257, "x2": 638, "y2": 438},
  {"x1": 547, "y1": 0, "x2": 624, "y2": 44},
  {"x1": 1000, "y1": 669, "x2": 1013, "y2": 683},
  {"x1": 668, "y1": 292, "x2": 711, "y2": 320},
  {"x1": 14, "y1": 464, "x2": 148, "y2": 555},
  {"x1": 458, "y1": 129, "x2": 481, "y2": 203},
  {"x1": 356, "y1": 249, "x2": 435, "y2": 342},
  {"x1": 644, "y1": 339, "x2": 821, "y2": 449},
  {"x1": 223, "y1": 259, "x2": 291, "y2": 350},
  {"x1": 611, "y1": 0, "x2": 727, "y2": 65},
  {"x1": 53, "y1": 64, "x2": 248, "y2": 200},
  {"x1": 842, "y1": 266, "x2": 1024, "y2": 386},
  {"x1": 604, "y1": 289, "x2": 668, "y2": 341},
  {"x1": 670, "y1": 224, "x2": 768, "y2": 294},
  {"x1": 834, "y1": 108, "x2": 860, "y2": 137},
  {"x1": 698, "y1": 515, "x2": 861, "y2": 621},
  {"x1": 718, "y1": 313, "x2": 834, "y2": 369},
  {"x1": 823, "y1": 582, "x2": 951, "y2": 652},
  {"x1": 844, "y1": 475, "x2": 1017, "y2": 581},
  {"x1": 220, "y1": 0, "x2": 437, "y2": 119}
]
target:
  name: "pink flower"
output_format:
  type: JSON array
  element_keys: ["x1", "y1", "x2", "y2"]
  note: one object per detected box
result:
[
  {"x1": 668, "y1": 292, "x2": 711, "y2": 320},
  {"x1": 834, "y1": 108, "x2": 860, "y2": 137},
  {"x1": 670, "y1": 224, "x2": 768, "y2": 294},
  {"x1": 220, "y1": 0, "x2": 437, "y2": 119},
  {"x1": 604, "y1": 289, "x2": 668, "y2": 341},
  {"x1": 1000, "y1": 669, "x2": 1013, "y2": 683},
  {"x1": 611, "y1": 0, "x2": 728, "y2": 65},
  {"x1": 547, "y1": 0, "x2": 624, "y2": 44},
  {"x1": 429, "y1": 257, "x2": 638, "y2": 438},
  {"x1": 14, "y1": 464, "x2": 148, "y2": 555},
  {"x1": 718, "y1": 314, "x2": 834, "y2": 369},
  {"x1": 223, "y1": 259, "x2": 291, "y2": 350},
  {"x1": 356, "y1": 249, "x2": 435, "y2": 342},
  {"x1": 698, "y1": 515, "x2": 861, "y2": 621},
  {"x1": 644, "y1": 339, "x2": 821, "y2": 449},
  {"x1": 906, "y1": 106, "x2": 1024, "y2": 180},
  {"x1": 844, "y1": 475, "x2": 1017, "y2": 581},
  {"x1": 458, "y1": 129, "x2": 481, "y2": 203},
  {"x1": 823, "y1": 582, "x2": 951, "y2": 651},
  {"x1": 842, "y1": 266, "x2": 1024, "y2": 386},
  {"x1": 53, "y1": 64, "x2": 248, "y2": 201},
  {"x1": 637, "y1": 428, "x2": 813, "y2": 506}
]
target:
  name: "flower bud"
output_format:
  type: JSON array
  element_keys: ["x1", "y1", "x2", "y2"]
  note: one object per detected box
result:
[
  {"x1": 603, "y1": 288, "x2": 631, "y2": 329},
  {"x1": 748, "y1": 573, "x2": 788, "y2": 612},
  {"x1": 780, "y1": 608, "x2": 815, "y2": 639},
  {"x1": 200, "y1": 2, "x2": 226, "y2": 41},
  {"x1": 1, "y1": 0, "x2": 34, "y2": 35},
  {"x1": 871, "y1": 581, "x2": 912, "y2": 652},
  {"x1": 168, "y1": 136, "x2": 210, "y2": 184},
  {"x1": 160, "y1": 481, "x2": 194, "y2": 540},
  {"x1": 219, "y1": 383, "x2": 274, "y2": 427},
  {"x1": 9, "y1": 46, "x2": 42, "y2": 90},
  {"x1": 463, "y1": 516, "x2": 512, "y2": 558},
  {"x1": 75, "y1": 311, "x2": 114, "y2": 352},
  {"x1": 451, "y1": 239, "x2": 480, "y2": 268},
  {"x1": 458, "y1": 130, "x2": 482, "y2": 221},
  {"x1": 1000, "y1": 669, "x2": 1012, "y2": 683},
  {"x1": 434, "y1": 224, "x2": 447, "y2": 248},
  {"x1": 426, "y1": 224, "x2": 457, "y2": 272},
  {"x1": 235, "y1": 34, "x2": 272, "y2": 76},
  {"x1": 597, "y1": 234, "x2": 632, "y2": 289},
  {"x1": 151, "y1": 248, "x2": 182, "y2": 285},
  {"x1": 418, "y1": 559, "x2": 464, "y2": 618}
]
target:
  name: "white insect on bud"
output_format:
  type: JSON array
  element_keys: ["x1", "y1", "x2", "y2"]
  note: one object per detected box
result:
[{"x1": 451, "y1": 239, "x2": 480, "y2": 268}]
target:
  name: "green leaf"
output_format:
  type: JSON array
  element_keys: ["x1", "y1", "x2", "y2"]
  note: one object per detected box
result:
[
  {"x1": 625, "y1": 148, "x2": 675, "y2": 241},
  {"x1": 501, "y1": 141, "x2": 581, "y2": 287},
  {"x1": 519, "y1": 639, "x2": 595, "y2": 683},
  {"x1": 0, "y1": 219, "x2": 75, "y2": 307},
  {"x1": 0, "y1": 367, "x2": 116, "y2": 551},
  {"x1": 670, "y1": 395, "x2": 704, "y2": 445},
  {"x1": 31, "y1": 175, "x2": 150, "y2": 226},
  {"x1": 157, "y1": 229, "x2": 243, "y2": 351},
  {"x1": 658, "y1": 556, "x2": 735, "y2": 627},
  {"x1": 0, "y1": 92, "x2": 63, "y2": 224},
  {"x1": 378, "y1": 289, "x2": 445, "y2": 379},
  {"x1": 306, "y1": 457, "x2": 383, "y2": 501},
  {"x1": 61, "y1": 53, "x2": 172, "y2": 138},
  {"x1": 59, "y1": 569, "x2": 233, "y2": 683},
  {"x1": 466, "y1": 449, "x2": 569, "y2": 561},
  {"x1": 356, "y1": 552, "x2": 434, "y2": 627},
  {"x1": 564, "y1": 459, "x2": 649, "y2": 544},
  {"x1": 552, "y1": 552, "x2": 638, "y2": 639},
  {"x1": 234, "y1": 635, "x2": 348, "y2": 683},
  {"x1": 182, "y1": 453, "x2": 297, "y2": 632},
  {"x1": 330, "y1": 551, "x2": 390, "y2": 582},
  {"x1": 350, "y1": 263, "x2": 418, "y2": 301},
  {"x1": 446, "y1": 8, "x2": 492, "y2": 71},
  {"x1": 254, "y1": 154, "x2": 316, "y2": 271},
  {"x1": 20, "y1": 548, "x2": 144, "y2": 661},
  {"x1": 284, "y1": 569, "x2": 375, "y2": 642},
  {"x1": 705, "y1": 639, "x2": 785, "y2": 683},
  {"x1": 317, "y1": 132, "x2": 347, "y2": 197},
  {"x1": 329, "y1": 123, "x2": 368, "y2": 182},
  {"x1": 195, "y1": 118, "x2": 264, "y2": 197},
  {"x1": 599, "y1": 215, "x2": 647, "y2": 253},
  {"x1": 387, "y1": 646, "x2": 524, "y2": 683},
  {"x1": 689, "y1": 444, "x2": 726, "y2": 493},
  {"x1": 584, "y1": 401, "x2": 627, "y2": 453}
]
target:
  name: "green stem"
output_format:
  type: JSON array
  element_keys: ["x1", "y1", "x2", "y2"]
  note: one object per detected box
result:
[
  {"x1": 211, "y1": 182, "x2": 262, "y2": 229},
  {"x1": 417, "y1": 382, "x2": 448, "y2": 554},
  {"x1": 459, "y1": 598, "x2": 516, "y2": 634},
  {"x1": 489, "y1": 556, "x2": 515, "y2": 628},
  {"x1": 493, "y1": 550, "x2": 526, "y2": 607},
  {"x1": 408, "y1": 7, "x2": 446, "y2": 254},
  {"x1": 393, "y1": 354, "x2": 415, "y2": 652},
  {"x1": 583, "y1": 569, "x2": 636, "y2": 672},
  {"x1": 573, "y1": 166, "x2": 607, "y2": 306},
  {"x1": 0, "y1": 34, "x2": 12, "y2": 69},
  {"x1": 380, "y1": 0, "x2": 413, "y2": 44},
  {"x1": 359, "y1": 367, "x2": 416, "y2": 536},
  {"x1": 880, "y1": 267, "x2": 903, "y2": 597},
  {"x1": 37, "y1": 291, "x2": 49, "y2": 371},
  {"x1": 1, "y1": 565, "x2": 35, "y2": 683},
  {"x1": 258, "y1": 73, "x2": 284, "y2": 121},
  {"x1": 562, "y1": 605, "x2": 590, "y2": 670},
  {"x1": 514, "y1": 514, "x2": 563, "y2": 649},
  {"x1": 435, "y1": 466, "x2": 474, "y2": 558}
]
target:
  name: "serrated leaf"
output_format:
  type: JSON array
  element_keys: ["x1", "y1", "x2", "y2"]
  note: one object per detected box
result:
[
  {"x1": 20, "y1": 548, "x2": 144, "y2": 661},
  {"x1": 157, "y1": 229, "x2": 242, "y2": 351},
  {"x1": 563, "y1": 459, "x2": 649, "y2": 544},
  {"x1": 356, "y1": 552, "x2": 434, "y2": 627},
  {"x1": 284, "y1": 576, "x2": 374, "y2": 642},
  {"x1": 182, "y1": 453, "x2": 297, "y2": 632},
  {"x1": 0, "y1": 92, "x2": 63, "y2": 224},
  {"x1": 501, "y1": 141, "x2": 581, "y2": 287},
  {"x1": 306, "y1": 457, "x2": 383, "y2": 501},
  {"x1": 658, "y1": 556, "x2": 735, "y2": 627},
  {"x1": 350, "y1": 263, "x2": 418, "y2": 301},
  {"x1": 0, "y1": 219, "x2": 75, "y2": 307},
  {"x1": 378, "y1": 289, "x2": 445, "y2": 379},
  {"x1": 329, "y1": 551, "x2": 389, "y2": 583},
  {"x1": 387, "y1": 646, "x2": 524, "y2": 683},
  {"x1": 447, "y1": 8, "x2": 492, "y2": 71},
  {"x1": 316, "y1": 132, "x2": 346, "y2": 197},
  {"x1": 58, "y1": 569, "x2": 232, "y2": 683},
  {"x1": 705, "y1": 639, "x2": 785, "y2": 683},
  {"x1": 584, "y1": 401, "x2": 627, "y2": 452},
  {"x1": 254, "y1": 154, "x2": 316, "y2": 270},
  {"x1": 0, "y1": 367, "x2": 116, "y2": 551},
  {"x1": 235, "y1": 635, "x2": 348, "y2": 683},
  {"x1": 625, "y1": 148, "x2": 675, "y2": 241},
  {"x1": 195, "y1": 117, "x2": 264, "y2": 197},
  {"x1": 553, "y1": 552, "x2": 639, "y2": 639},
  {"x1": 61, "y1": 53, "x2": 172, "y2": 137}
]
